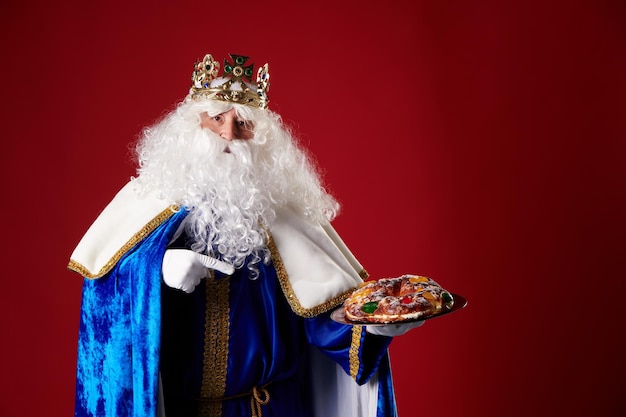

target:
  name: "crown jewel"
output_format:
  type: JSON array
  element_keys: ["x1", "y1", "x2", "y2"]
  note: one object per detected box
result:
[{"x1": 190, "y1": 53, "x2": 270, "y2": 109}]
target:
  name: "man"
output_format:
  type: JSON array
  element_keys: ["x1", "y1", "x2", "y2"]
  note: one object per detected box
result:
[{"x1": 69, "y1": 53, "x2": 420, "y2": 417}]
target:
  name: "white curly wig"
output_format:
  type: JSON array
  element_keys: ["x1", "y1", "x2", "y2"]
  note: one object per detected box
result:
[{"x1": 131, "y1": 98, "x2": 339, "y2": 276}]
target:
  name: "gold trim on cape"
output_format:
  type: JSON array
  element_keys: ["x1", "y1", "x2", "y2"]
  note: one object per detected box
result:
[
  {"x1": 67, "y1": 206, "x2": 178, "y2": 279},
  {"x1": 267, "y1": 233, "x2": 357, "y2": 318}
]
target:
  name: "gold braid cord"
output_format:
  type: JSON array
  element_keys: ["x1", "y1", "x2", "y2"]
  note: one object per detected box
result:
[
  {"x1": 250, "y1": 386, "x2": 270, "y2": 417},
  {"x1": 199, "y1": 272, "x2": 231, "y2": 417},
  {"x1": 349, "y1": 325, "x2": 364, "y2": 380},
  {"x1": 199, "y1": 384, "x2": 271, "y2": 417}
]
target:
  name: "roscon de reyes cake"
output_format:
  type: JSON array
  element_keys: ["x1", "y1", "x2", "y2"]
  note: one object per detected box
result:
[{"x1": 343, "y1": 274, "x2": 454, "y2": 323}]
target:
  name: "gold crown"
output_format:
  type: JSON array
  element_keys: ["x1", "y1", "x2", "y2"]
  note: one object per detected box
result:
[{"x1": 190, "y1": 53, "x2": 270, "y2": 109}]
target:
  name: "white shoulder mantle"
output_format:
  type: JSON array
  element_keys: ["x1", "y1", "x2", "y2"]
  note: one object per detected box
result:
[
  {"x1": 268, "y1": 205, "x2": 367, "y2": 317},
  {"x1": 68, "y1": 182, "x2": 367, "y2": 315},
  {"x1": 68, "y1": 181, "x2": 175, "y2": 279}
]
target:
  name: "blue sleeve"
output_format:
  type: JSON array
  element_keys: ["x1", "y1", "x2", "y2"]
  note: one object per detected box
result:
[{"x1": 304, "y1": 311, "x2": 393, "y2": 385}]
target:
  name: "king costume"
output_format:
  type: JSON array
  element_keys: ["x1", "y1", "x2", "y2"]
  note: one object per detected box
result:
[
  {"x1": 69, "y1": 182, "x2": 398, "y2": 417},
  {"x1": 68, "y1": 53, "x2": 400, "y2": 417}
]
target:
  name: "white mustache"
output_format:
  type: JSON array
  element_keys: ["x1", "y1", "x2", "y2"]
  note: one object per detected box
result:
[{"x1": 221, "y1": 139, "x2": 255, "y2": 166}]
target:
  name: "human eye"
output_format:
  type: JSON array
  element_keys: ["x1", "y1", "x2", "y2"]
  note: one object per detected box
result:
[{"x1": 238, "y1": 120, "x2": 254, "y2": 130}]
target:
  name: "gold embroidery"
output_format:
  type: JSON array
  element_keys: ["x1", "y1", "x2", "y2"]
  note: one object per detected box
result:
[
  {"x1": 267, "y1": 233, "x2": 358, "y2": 318},
  {"x1": 199, "y1": 272, "x2": 230, "y2": 417},
  {"x1": 68, "y1": 206, "x2": 179, "y2": 279},
  {"x1": 349, "y1": 325, "x2": 363, "y2": 380}
]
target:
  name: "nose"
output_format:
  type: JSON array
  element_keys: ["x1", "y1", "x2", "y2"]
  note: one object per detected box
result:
[{"x1": 219, "y1": 122, "x2": 236, "y2": 141}]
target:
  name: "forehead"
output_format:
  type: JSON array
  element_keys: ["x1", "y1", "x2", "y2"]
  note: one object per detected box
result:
[
  {"x1": 199, "y1": 102, "x2": 254, "y2": 119},
  {"x1": 212, "y1": 108, "x2": 238, "y2": 117}
]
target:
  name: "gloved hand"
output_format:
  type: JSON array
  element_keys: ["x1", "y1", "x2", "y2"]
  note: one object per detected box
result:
[
  {"x1": 161, "y1": 249, "x2": 235, "y2": 293},
  {"x1": 366, "y1": 320, "x2": 425, "y2": 337}
]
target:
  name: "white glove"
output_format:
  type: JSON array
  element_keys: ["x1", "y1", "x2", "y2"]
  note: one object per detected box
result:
[
  {"x1": 161, "y1": 249, "x2": 235, "y2": 293},
  {"x1": 366, "y1": 320, "x2": 425, "y2": 337}
]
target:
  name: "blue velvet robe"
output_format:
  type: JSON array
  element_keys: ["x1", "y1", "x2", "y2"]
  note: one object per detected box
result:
[{"x1": 75, "y1": 210, "x2": 397, "y2": 417}]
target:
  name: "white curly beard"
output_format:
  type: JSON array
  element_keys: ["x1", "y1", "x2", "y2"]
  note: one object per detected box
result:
[{"x1": 131, "y1": 100, "x2": 339, "y2": 277}]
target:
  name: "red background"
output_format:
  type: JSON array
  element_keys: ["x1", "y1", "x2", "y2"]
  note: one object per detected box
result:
[{"x1": 1, "y1": 1, "x2": 625, "y2": 416}]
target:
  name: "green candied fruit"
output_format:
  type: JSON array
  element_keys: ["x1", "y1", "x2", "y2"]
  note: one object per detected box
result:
[
  {"x1": 362, "y1": 301, "x2": 379, "y2": 314},
  {"x1": 441, "y1": 292, "x2": 453, "y2": 303}
]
